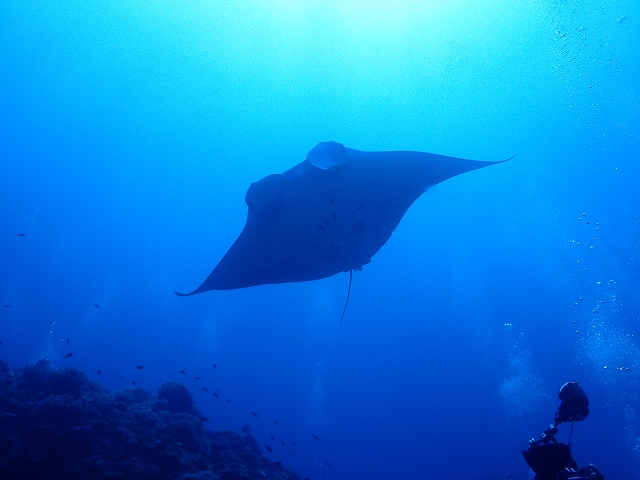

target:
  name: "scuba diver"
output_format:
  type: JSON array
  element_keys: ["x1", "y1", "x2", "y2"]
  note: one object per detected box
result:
[{"x1": 522, "y1": 381, "x2": 605, "y2": 480}]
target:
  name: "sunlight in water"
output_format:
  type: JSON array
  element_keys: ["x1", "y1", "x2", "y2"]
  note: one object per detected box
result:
[{"x1": 271, "y1": 0, "x2": 454, "y2": 30}]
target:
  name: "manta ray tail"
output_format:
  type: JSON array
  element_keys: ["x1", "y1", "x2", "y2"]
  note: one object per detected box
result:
[{"x1": 340, "y1": 270, "x2": 353, "y2": 324}]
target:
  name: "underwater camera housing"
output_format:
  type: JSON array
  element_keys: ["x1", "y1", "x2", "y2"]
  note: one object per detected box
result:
[{"x1": 523, "y1": 382, "x2": 591, "y2": 478}]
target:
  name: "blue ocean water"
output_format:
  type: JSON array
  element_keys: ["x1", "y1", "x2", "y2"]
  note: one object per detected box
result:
[{"x1": 1, "y1": 1, "x2": 639, "y2": 478}]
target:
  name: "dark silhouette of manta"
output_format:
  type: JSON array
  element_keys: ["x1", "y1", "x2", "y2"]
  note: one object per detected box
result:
[{"x1": 177, "y1": 141, "x2": 507, "y2": 299}]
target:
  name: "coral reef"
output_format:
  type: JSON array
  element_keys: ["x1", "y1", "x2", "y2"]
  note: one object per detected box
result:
[{"x1": 0, "y1": 360, "x2": 302, "y2": 480}]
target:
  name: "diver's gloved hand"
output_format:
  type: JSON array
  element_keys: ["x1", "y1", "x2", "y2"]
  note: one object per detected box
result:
[
  {"x1": 562, "y1": 464, "x2": 604, "y2": 480},
  {"x1": 586, "y1": 464, "x2": 604, "y2": 480}
]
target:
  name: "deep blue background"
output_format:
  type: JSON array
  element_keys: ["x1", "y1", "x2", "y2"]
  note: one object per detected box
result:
[{"x1": 1, "y1": 1, "x2": 639, "y2": 479}]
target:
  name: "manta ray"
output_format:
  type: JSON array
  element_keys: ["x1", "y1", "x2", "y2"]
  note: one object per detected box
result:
[{"x1": 176, "y1": 141, "x2": 507, "y2": 313}]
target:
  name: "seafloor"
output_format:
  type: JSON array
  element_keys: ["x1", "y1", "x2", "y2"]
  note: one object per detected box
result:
[{"x1": 0, "y1": 359, "x2": 303, "y2": 480}]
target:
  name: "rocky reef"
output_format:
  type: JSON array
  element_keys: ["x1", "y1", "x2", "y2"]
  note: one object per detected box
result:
[{"x1": 0, "y1": 359, "x2": 302, "y2": 480}]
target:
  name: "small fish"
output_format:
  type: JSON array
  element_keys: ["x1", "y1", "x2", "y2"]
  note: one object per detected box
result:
[
  {"x1": 250, "y1": 411, "x2": 259, "y2": 418},
  {"x1": 270, "y1": 435, "x2": 275, "y2": 440},
  {"x1": 202, "y1": 387, "x2": 208, "y2": 391},
  {"x1": 132, "y1": 381, "x2": 136, "y2": 385},
  {"x1": 180, "y1": 370, "x2": 186, "y2": 375},
  {"x1": 97, "y1": 370, "x2": 102, "y2": 375},
  {"x1": 265, "y1": 445, "x2": 272, "y2": 452},
  {"x1": 242, "y1": 424, "x2": 252, "y2": 433},
  {"x1": 202, "y1": 416, "x2": 209, "y2": 422},
  {"x1": 325, "y1": 460, "x2": 332, "y2": 467},
  {"x1": 213, "y1": 363, "x2": 217, "y2": 369},
  {"x1": 274, "y1": 461, "x2": 282, "y2": 467},
  {"x1": 194, "y1": 376, "x2": 201, "y2": 380},
  {"x1": 17, "y1": 233, "x2": 26, "y2": 237},
  {"x1": 280, "y1": 440, "x2": 285, "y2": 445},
  {"x1": 227, "y1": 398, "x2": 230, "y2": 402},
  {"x1": 66, "y1": 338, "x2": 69, "y2": 344},
  {"x1": 136, "y1": 365, "x2": 144, "y2": 370},
  {"x1": 0, "y1": 341, "x2": 2, "y2": 345},
  {"x1": 274, "y1": 421, "x2": 278, "y2": 426},
  {"x1": 4, "y1": 305, "x2": 10, "y2": 308},
  {"x1": 290, "y1": 441, "x2": 297, "y2": 446},
  {"x1": 94, "y1": 304, "x2": 100, "y2": 309},
  {"x1": 63, "y1": 352, "x2": 73, "y2": 358},
  {"x1": 312, "y1": 434, "x2": 320, "y2": 441},
  {"x1": 49, "y1": 321, "x2": 54, "y2": 325},
  {"x1": 213, "y1": 389, "x2": 219, "y2": 398}
]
